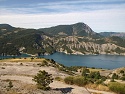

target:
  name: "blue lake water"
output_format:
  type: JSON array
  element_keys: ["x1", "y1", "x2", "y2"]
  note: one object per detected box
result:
[
  {"x1": 43, "y1": 52, "x2": 125, "y2": 69},
  {"x1": 0, "y1": 52, "x2": 125, "y2": 69}
]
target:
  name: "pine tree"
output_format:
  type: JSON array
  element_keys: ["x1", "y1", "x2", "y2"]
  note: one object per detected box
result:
[{"x1": 33, "y1": 70, "x2": 53, "y2": 90}]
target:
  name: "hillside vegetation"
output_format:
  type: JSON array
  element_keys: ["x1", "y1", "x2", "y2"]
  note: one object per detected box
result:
[{"x1": 0, "y1": 23, "x2": 125, "y2": 56}]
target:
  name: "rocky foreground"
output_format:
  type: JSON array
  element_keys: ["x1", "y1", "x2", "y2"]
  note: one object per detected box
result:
[{"x1": 0, "y1": 58, "x2": 117, "y2": 94}]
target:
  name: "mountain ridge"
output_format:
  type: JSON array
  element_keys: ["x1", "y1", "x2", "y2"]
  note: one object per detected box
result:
[
  {"x1": 39, "y1": 22, "x2": 101, "y2": 38},
  {"x1": 0, "y1": 22, "x2": 125, "y2": 56}
]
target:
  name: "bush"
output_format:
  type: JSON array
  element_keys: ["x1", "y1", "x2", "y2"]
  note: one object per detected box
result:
[
  {"x1": 82, "y1": 68, "x2": 90, "y2": 77},
  {"x1": 89, "y1": 71, "x2": 101, "y2": 79},
  {"x1": 55, "y1": 77, "x2": 63, "y2": 81},
  {"x1": 31, "y1": 57, "x2": 34, "y2": 61},
  {"x1": 120, "y1": 70, "x2": 124, "y2": 74},
  {"x1": 109, "y1": 82, "x2": 125, "y2": 94},
  {"x1": 64, "y1": 76, "x2": 87, "y2": 86},
  {"x1": 95, "y1": 79, "x2": 103, "y2": 84},
  {"x1": 20, "y1": 63, "x2": 23, "y2": 66},
  {"x1": 37, "y1": 60, "x2": 48, "y2": 67},
  {"x1": 112, "y1": 73, "x2": 119, "y2": 79},
  {"x1": 73, "y1": 76, "x2": 87, "y2": 86},
  {"x1": 1, "y1": 67, "x2": 5, "y2": 69},
  {"x1": 120, "y1": 76, "x2": 125, "y2": 81},
  {"x1": 41, "y1": 60, "x2": 48, "y2": 66},
  {"x1": 64, "y1": 76, "x2": 74, "y2": 85}
]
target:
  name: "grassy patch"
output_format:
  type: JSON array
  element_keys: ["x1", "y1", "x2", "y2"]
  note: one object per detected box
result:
[
  {"x1": 0, "y1": 57, "x2": 45, "y2": 62},
  {"x1": 86, "y1": 83, "x2": 109, "y2": 91},
  {"x1": 109, "y1": 82, "x2": 125, "y2": 94},
  {"x1": 88, "y1": 68, "x2": 106, "y2": 72}
]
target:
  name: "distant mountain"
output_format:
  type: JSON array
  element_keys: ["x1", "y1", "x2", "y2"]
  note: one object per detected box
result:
[
  {"x1": 0, "y1": 26, "x2": 55, "y2": 56},
  {"x1": 39, "y1": 23, "x2": 101, "y2": 38},
  {"x1": 0, "y1": 24, "x2": 15, "y2": 30},
  {"x1": 100, "y1": 32, "x2": 125, "y2": 38},
  {"x1": 0, "y1": 23, "x2": 125, "y2": 56}
]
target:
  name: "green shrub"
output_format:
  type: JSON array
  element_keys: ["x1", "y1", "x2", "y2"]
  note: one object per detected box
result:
[
  {"x1": 82, "y1": 68, "x2": 90, "y2": 77},
  {"x1": 64, "y1": 76, "x2": 74, "y2": 85},
  {"x1": 112, "y1": 73, "x2": 119, "y2": 79},
  {"x1": 31, "y1": 57, "x2": 34, "y2": 61},
  {"x1": 89, "y1": 71, "x2": 101, "y2": 79},
  {"x1": 95, "y1": 79, "x2": 103, "y2": 84},
  {"x1": 73, "y1": 76, "x2": 87, "y2": 86},
  {"x1": 120, "y1": 70, "x2": 124, "y2": 74},
  {"x1": 42, "y1": 60, "x2": 48, "y2": 66},
  {"x1": 64, "y1": 76, "x2": 87, "y2": 86},
  {"x1": 109, "y1": 82, "x2": 125, "y2": 94},
  {"x1": 101, "y1": 76, "x2": 107, "y2": 81},
  {"x1": 55, "y1": 77, "x2": 63, "y2": 81},
  {"x1": 37, "y1": 60, "x2": 48, "y2": 67},
  {"x1": 120, "y1": 76, "x2": 125, "y2": 81}
]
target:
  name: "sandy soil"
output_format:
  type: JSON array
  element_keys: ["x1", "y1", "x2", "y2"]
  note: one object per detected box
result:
[{"x1": 0, "y1": 62, "x2": 115, "y2": 94}]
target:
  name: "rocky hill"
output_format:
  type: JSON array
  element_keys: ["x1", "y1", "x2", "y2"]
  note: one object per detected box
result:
[
  {"x1": 39, "y1": 23, "x2": 101, "y2": 38},
  {"x1": 0, "y1": 23, "x2": 125, "y2": 56}
]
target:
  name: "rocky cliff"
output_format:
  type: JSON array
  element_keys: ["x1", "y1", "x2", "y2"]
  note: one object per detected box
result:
[{"x1": 52, "y1": 36, "x2": 125, "y2": 55}]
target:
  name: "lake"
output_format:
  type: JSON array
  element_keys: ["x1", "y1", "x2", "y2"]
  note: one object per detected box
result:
[
  {"x1": 43, "y1": 52, "x2": 125, "y2": 69},
  {"x1": 0, "y1": 52, "x2": 125, "y2": 69}
]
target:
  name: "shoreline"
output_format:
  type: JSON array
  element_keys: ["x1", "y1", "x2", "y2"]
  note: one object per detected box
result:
[{"x1": 1, "y1": 51, "x2": 125, "y2": 57}]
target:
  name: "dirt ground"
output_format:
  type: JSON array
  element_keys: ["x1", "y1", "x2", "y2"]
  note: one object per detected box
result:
[{"x1": 0, "y1": 62, "x2": 115, "y2": 94}]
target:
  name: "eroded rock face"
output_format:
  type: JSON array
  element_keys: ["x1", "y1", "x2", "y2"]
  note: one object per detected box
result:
[{"x1": 55, "y1": 36, "x2": 125, "y2": 55}]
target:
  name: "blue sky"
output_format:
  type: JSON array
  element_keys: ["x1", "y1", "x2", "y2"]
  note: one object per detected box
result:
[{"x1": 0, "y1": 0, "x2": 125, "y2": 32}]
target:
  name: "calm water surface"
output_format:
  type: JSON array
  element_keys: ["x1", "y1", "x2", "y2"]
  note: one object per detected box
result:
[
  {"x1": 43, "y1": 52, "x2": 125, "y2": 69},
  {"x1": 0, "y1": 52, "x2": 125, "y2": 69}
]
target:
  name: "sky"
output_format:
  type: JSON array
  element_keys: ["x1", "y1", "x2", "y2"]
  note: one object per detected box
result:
[{"x1": 0, "y1": 0, "x2": 125, "y2": 32}]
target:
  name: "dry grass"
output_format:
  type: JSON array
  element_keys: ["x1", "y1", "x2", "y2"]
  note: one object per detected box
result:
[
  {"x1": 6, "y1": 90, "x2": 22, "y2": 94},
  {"x1": 20, "y1": 83, "x2": 37, "y2": 91},
  {"x1": 86, "y1": 83, "x2": 109, "y2": 91},
  {"x1": 91, "y1": 92, "x2": 102, "y2": 94},
  {"x1": 0, "y1": 57, "x2": 45, "y2": 62},
  {"x1": 88, "y1": 68, "x2": 106, "y2": 72},
  {"x1": 3, "y1": 80, "x2": 37, "y2": 94}
]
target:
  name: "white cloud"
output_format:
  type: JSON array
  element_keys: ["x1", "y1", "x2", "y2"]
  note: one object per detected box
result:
[
  {"x1": 0, "y1": 0, "x2": 125, "y2": 32},
  {"x1": 0, "y1": 9, "x2": 125, "y2": 32},
  {"x1": 1, "y1": 0, "x2": 125, "y2": 14}
]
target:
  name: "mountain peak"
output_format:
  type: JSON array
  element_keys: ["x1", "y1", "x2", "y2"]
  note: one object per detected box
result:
[
  {"x1": 72, "y1": 22, "x2": 95, "y2": 35},
  {"x1": 39, "y1": 22, "x2": 100, "y2": 38}
]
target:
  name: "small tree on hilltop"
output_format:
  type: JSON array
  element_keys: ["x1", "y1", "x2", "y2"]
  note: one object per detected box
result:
[{"x1": 33, "y1": 70, "x2": 53, "y2": 90}]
